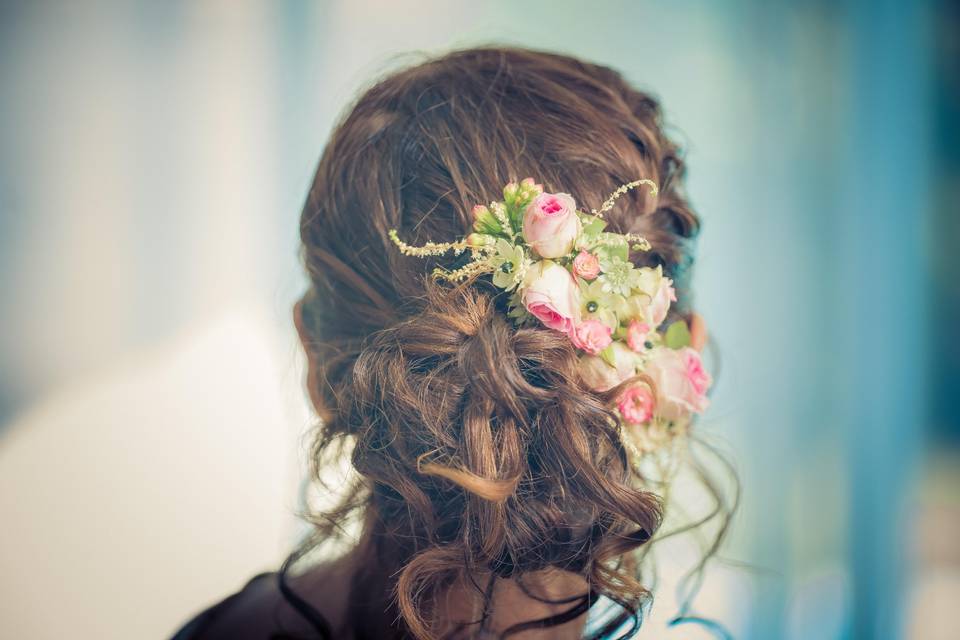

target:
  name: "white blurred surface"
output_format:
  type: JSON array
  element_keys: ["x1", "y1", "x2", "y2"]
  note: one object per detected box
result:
[{"x1": 0, "y1": 309, "x2": 308, "y2": 639}]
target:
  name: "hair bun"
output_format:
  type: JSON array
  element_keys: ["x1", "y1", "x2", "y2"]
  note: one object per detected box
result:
[{"x1": 334, "y1": 282, "x2": 661, "y2": 622}]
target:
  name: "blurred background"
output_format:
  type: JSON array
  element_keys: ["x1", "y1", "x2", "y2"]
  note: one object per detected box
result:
[{"x1": 0, "y1": 1, "x2": 956, "y2": 638}]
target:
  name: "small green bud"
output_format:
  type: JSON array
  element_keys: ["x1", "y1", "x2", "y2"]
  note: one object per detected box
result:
[
  {"x1": 520, "y1": 177, "x2": 543, "y2": 194},
  {"x1": 472, "y1": 208, "x2": 502, "y2": 235},
  {"x1": 466, "y1": 233, "x2": 495, "y2": 247}
]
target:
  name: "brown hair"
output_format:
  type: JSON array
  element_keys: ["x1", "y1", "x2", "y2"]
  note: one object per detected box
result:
[{"x1": 297, "y1": 47, "x2": 703, "y2": 639}]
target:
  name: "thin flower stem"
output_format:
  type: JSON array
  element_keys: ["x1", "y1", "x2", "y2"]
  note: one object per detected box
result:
[{"x1": 591, "y1": 179, "x2": 658, "y2": 218}]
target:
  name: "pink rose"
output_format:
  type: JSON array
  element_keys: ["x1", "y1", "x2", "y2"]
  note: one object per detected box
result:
[
  {"x1": 647, "y1": 275, "x2": 677, "y2": 328},
  {"x1": 645, "y1": 346, "x2": 712, "y2": 420},
  {"x1": 522, "y1": 261, "x2": 581, "y2": 334},
  {"x1": 684, "y1": 348, "x2": 712, "y2": 396},
  {"x1": 617, "y1": 384, "x2": 655, "y2": 425},
  {"x1": 572, "y1": 250, "x2": 601, "y2": 280},
  {"x1": 578, "y1": 343, "x2": 639, "y2": 392},
  {"x1": 625, "y1": 320, "x2": 650, "y2": 352},
  {"x1": 522, "y1": 192, "x2": 581, "y2": 258},
  {"x1": 570, "y1": 319, "x2": 613, "y2": 355}
]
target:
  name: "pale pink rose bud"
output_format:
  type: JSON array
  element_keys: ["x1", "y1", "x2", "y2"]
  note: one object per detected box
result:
[
  {"x1": 522, "y1": 192, "x2": 582, "y2": 259},
  {"x1": 571, "y1": 250, "x2": 601, "y2": 280},
  {"x1": 647, "y1": 275, "x2": 677, "y2": 328},
  {"x1": 570, "y1": 319, "x2": 613, "y2": 355},
  {"x1": 625, "y1": 320, "x2": 651, "y2": 352},
  {"x1": 521, "y1": 261, "x2": 581, "y2": 334},
  {"x1": 472, "y1": 204, "x2": 490, "y2": 219},
  {"x1": 578, "y1": 343, "x2": 639, "y2": 392},
  {"x1": 617, "y1": 384, "x2": 655, "y2": 425},
  {"x1": 645, "y1": 346, "x2": 712, "y2": 420},
  {"x1": 503, "y1": 182, "x2": 520, "y2": 201}
]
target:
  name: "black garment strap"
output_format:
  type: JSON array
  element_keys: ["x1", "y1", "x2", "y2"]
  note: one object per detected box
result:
[{"x1": 274, "y1": 553, "x2": 333, "y2": 640}]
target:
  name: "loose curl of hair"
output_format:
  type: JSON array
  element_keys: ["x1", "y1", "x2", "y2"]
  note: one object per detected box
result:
[{"x1": 293, "y1": 47, "x2": 728, "y2": 640}]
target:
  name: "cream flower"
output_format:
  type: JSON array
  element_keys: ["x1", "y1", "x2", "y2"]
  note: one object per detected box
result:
[
  {"x1": 578, "y1": 279, "x2": 622, "y2": 330},
  {"x1": 633, "y1": 266, "x2": 676, "y2": 328},
  {"x1": 489, "y1": 239, "x2": 527, "y2": 290}
]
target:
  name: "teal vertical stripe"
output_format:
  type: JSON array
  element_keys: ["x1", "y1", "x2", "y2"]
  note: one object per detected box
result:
[{"x1": 843, "y1": 0, "x2": 931, "y2": 638}]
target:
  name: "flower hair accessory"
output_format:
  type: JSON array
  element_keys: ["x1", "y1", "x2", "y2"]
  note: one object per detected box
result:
[{"x1": 389, "y1": 178, "x2": 711, "y2": 454}]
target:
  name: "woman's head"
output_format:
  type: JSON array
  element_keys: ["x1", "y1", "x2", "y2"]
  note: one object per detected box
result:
[{"x1": 297, "y1": 47, "x2": 701, "y2": 638}]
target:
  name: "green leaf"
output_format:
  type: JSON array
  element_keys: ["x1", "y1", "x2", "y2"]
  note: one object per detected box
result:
[
  {"x1": 599, "y1": 344, "x2": 617, "y2": 367},
  {"x1": 506, "y1": 290, "x2": 531, "y2": 324},
  {"x1": 596, "y1": 233, "x2": 629, "y2": 262},
  {"x1": 663, "y1": 320, "x2": 692, "y2": 349},
  {"x1": 581, "y1": 215, "x2": 607, "y2": 237}
]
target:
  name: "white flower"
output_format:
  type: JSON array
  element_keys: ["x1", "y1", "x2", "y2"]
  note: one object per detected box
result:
[
  {"x1": 623, "y1": 266, "x2": 677, "y2": 328},
  {"x1": 489, "y1": 239, "x2": 527, "y2": 290}
]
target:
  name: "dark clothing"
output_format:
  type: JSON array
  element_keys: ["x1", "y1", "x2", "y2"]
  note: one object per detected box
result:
[{"x1": 171, "y1": 572, "x2": 332, "y2": 640}]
